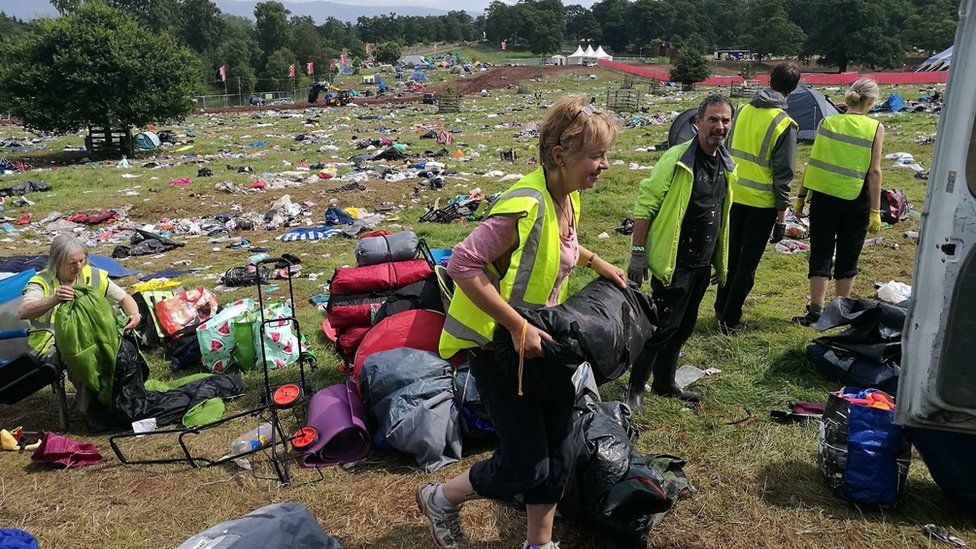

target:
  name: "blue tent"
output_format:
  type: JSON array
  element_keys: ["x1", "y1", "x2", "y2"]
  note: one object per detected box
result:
[
  {"x1": 408, "y1": 70, "x2": 428, "y2": 83},
  {"x1": 876, "y1": 93, "x2": 906, "y2": 112},
  {"x1": 917, "y1": 46, "x2": 952, "y2": 72},
  {"x1": 786, "y1": 86, "x2": 841, "y2": 142}
]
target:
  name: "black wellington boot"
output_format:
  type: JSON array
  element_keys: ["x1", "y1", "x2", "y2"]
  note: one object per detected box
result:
[
  {"x1": 651, "y1": 359, "x2": 701, "y2": 402},
  {"x1": 625, "y1": 351, "x2": 655, "y2": 411}
]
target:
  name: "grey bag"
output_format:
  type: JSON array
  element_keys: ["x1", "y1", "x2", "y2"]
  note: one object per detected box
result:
[
  {"x1": 360, "y1": 348, "x2": 463, "y2": 473},
  {"x1": 354, "y1": 231, "x2": 418, "y2": 267},
  {"x1": 178, "y1": 502, "x2": 342, "y2": 549}
]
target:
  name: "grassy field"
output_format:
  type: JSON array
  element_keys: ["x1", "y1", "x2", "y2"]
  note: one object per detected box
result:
[{"x1": 0, "y1": 66, "x2": 970, "y2": 548}]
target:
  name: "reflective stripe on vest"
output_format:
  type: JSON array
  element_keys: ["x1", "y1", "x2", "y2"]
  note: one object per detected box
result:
[
  {"x1": 439, "y1": 168, "x2": 579, "y2": 358},
  {"x1": 802, "y1": 114, "x2": 880, "y2": 200},
  {"x1": 728, "y1": 104, "x2": 796, "y2": 208},
  {"x1": 27, "y1": 265, "x2": 109, "y2": 353}
]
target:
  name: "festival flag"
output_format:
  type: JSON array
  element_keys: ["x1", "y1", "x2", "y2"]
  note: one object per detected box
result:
[
  {"x1": 306, "y1": 62, "x2": 314, "y2": 75},
  {"x1": 219, "y1": 65, "x2": 227, "y2": 82},
  {"x1": 501, "y1": 40, "x2": 506, "y2": 51},
  {"x1": 340, "y1": 52, "x2": 347, "y2": 67},
  {"x1": 365, "y1": 43, "x2": 372, "y2": 55},
  {"x1": 289, "y1": 64, "x2": 296, "y2": 77}
]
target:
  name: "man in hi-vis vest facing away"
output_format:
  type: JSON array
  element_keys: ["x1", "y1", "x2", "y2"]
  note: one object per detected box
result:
[{"x1": 715, "y1": 62, "x2": 800, "y2": 335}]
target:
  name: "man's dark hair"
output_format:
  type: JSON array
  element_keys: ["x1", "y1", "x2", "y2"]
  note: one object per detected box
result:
[
  {"x1": 770, "y1": 62, "x2": 801, "y2": 96},
  {"x1": 697, "y1": 95, "x2": 734, "y2": 121}
]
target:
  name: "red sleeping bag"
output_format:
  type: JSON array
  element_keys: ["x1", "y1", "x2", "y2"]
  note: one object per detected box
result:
[
  {"x1": 327, "y1": 294, "x2": 386, "y2": 330},
  {"x1": 329, "y1": 260, "x2": 432, "y2": 296},
  {"x1": 337, "y1": 325, "x2": 372, "y2": 360}
]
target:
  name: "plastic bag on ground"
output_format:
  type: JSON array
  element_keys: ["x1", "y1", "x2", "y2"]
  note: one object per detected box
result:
[{"x1": 155, "y1": 287, "x2": 219, "y2": 338}]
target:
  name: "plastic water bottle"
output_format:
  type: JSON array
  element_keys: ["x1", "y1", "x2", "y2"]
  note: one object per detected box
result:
[{"x1": 229, "y1": 423, "x2": 274, "y2": 470}]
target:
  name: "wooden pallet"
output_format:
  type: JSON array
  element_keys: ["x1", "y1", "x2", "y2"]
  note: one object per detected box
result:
[
  {"x1": 437, "y1": 94, "x2": 461, "y2": 113},
  {"x1": 85, "y1": 126, "x2": 132, "y2": 157},
  {"x1": 606, "y1": 88, "x2": 641, "y2": 113}
]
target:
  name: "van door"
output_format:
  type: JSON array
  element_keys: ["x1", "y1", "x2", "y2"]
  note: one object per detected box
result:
[{"x1": 896, "y1": 0, "x2": 976, "y2": 433}]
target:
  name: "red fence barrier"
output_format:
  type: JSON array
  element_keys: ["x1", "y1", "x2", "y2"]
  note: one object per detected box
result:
[{"x1": 597, "y1": 59, "x2": 950, "y2": 86}]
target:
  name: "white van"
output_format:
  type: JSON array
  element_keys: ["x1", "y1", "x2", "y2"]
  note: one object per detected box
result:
[{"x1": 896, "y1": 0, "x2": 976, "y2": 511}]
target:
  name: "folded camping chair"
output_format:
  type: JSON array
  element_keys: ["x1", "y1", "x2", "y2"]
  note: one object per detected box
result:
[
  {"x1": 0, "y1": 328, "x2": 69, "y2": 431},
  {"x1": 417, "y1": 240, "x2": 455, "y2": 308}
]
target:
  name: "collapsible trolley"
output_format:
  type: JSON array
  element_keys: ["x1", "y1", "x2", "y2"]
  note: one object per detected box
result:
[{"x1": 110, "y1": 257, "x2": 322, "y2": 485}]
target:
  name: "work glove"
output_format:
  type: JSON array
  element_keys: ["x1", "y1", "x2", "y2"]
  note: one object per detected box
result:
[
  {"x1": 791, "y1": 196, "x2": 806, "y2": 217},
  {"x1": 868, "y1": 209, "x2": 883, "y2": 234},
  {"x1": 770, "y1": 222, "x2": 787, "y2": 244},
  {"x1": 627, "y1": 252, "x2": 648, "y2": 287}
]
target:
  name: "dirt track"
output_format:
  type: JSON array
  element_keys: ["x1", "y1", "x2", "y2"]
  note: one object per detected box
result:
[{"x1": 198, "y1": 65, "x2": 611, "y2": 114}]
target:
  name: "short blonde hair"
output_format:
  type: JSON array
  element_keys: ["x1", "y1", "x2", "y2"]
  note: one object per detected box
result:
[
  {"x1": 538, "y1": 95, "x2": 619, "y2": 171},
  {"x1": 845, "y1": 78, "x2": 880, "y2": 110}
]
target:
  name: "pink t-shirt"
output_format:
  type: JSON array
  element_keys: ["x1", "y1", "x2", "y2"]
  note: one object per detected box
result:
[{"x1": 447, "y1": 213, "x2": 579, "y2": 307}]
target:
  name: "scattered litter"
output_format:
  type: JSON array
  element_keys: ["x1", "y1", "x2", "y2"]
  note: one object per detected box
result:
[
  {"x1": 923, "y1": 524, "x2": 967, "y2": 547},
  {"x1": 876, "y1": 280, "x2": 912, "y2": 304},
  {"x1": 774, "y1": 239, "x2": 809, "y2": 254}
]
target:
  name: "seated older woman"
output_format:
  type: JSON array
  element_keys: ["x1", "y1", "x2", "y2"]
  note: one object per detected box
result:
[{"x1": 18, "y1": 233, "x2": 140, "y2": 412}]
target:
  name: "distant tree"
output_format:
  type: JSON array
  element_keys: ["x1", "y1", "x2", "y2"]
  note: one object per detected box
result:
[
  {"x1": 1, "y1": 2, "x2": 196, "y2": 147},
  {"x1": 900, "y1": 0, "x2": 958, "y2": 52},
  {"x1": 629, "y1": 0, "x2": 676, "y2": 44},
  {"x1": 374, "y1": 41, "x2": 402, "y2": 64},
  {"x1": 180, "y1": 0, "x2": 222, "y2": 53},
  {"x1": 591, "y1": 0, "x2": 631, "y2": 52},
  {"x1": 739, "y1": 0, "x2": 806, "y2": 58},
  {"x1": 51, "y1": 0, "x2": 152, "y2": 17},
  {"x1": 261, "y1": 47, "x2": 295, "y2": 89},
  {"x1": 218, "y1": 35, "x2": 259, "y2": 95},
  {"x1": 806, "y1": 0, "x2": 906, "y2": 71},
  {"x1": 143, "y1": 0, "x2": 180, "y2": 35},
  {"x1": 254, "y1": 1, "x2": 290, "y2": 60},
  {"x1": 670, "y1": 48, "x2": 711, "y2": 85},
  {"x1": 289, "y1": 15, "x2": 327, "y2": 72},
  {"x1": 484, "y1": 1, "x2": 518, "y2": 45},
  {"x1": 521, "y1": 0, "x2": 564, "y2": 55},
  {"x1": 564, "y1": 5, "x2": 601, "y2": 41},
  {"x1": 0, "y1": 12, "x2": 28, "y2": 46}
]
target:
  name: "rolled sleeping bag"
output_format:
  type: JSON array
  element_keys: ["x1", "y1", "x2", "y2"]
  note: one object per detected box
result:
[
  {"x1": 301, "y1": 380, "x2": 371, "y2": 467},
  {"x1": 355, "y1": 231, "x2": 419, "y2": 267}
]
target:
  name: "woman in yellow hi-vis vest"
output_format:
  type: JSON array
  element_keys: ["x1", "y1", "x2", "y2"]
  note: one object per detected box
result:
[
  {"x1": 416, "y1": 96, "x2": 626, "y2": 549},
  {"x1": 18, "y1": 233, "x2": 141, "y2": 413},
  {"x1": 792, "y1": 79, "x2": 885, "y2": 325}
]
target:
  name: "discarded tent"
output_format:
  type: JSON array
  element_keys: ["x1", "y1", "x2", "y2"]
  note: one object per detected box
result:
[
  {"x1": 359, "y1": 348, "x2": 462, "y2": 473},
  {"x1": 875, "y1": 93, "x2": 906, "y2": 113},
  {"x1": 916, "y1": 46, "x2": 952, "y2": 72},
  {"x1": 805, "y1": 297, "x2": 905, "y2": 395},
  {"x1": 178, "y1": 503, "x2": 343, "y2": 549},
  {"x1": 0, "y1": 180, "x2": 50, "y2": 197},
  {"x1": 667, "y1": 108, "x2": 698, "y2": 148},
  {"x1": 786, "y1": 86, "x2": 841, "y2": 142},
  {"x1": 134, "y1": 131, "x2": 160, "y2": 150}
]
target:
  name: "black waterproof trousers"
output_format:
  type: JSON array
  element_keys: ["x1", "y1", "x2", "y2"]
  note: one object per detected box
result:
[{"x1": 714, "y1": 203, "x2": 777, "y2": 326}]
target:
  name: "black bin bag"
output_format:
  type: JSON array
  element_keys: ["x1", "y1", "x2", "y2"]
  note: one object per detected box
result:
[
  {"x1": 493, "y1": 278, "x2": 656, "y2": 399},
  {"x1": 558, "y1": 398, "x2": 692, "y2": 547}
]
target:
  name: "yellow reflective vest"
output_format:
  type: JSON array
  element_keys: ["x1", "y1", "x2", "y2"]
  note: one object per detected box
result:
[
  {"x1": 803, "y1": 113, "x2": 880, "y2": 200},
  {"x1": 728, "y1": 104, "x2": 796, "y2": 208},
  {"x1": 26, "y1": 264, "x2": 109, "y2": 354},
  {"x1": 439, "y1": 168, "x2": 579, "y2": 358}
]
